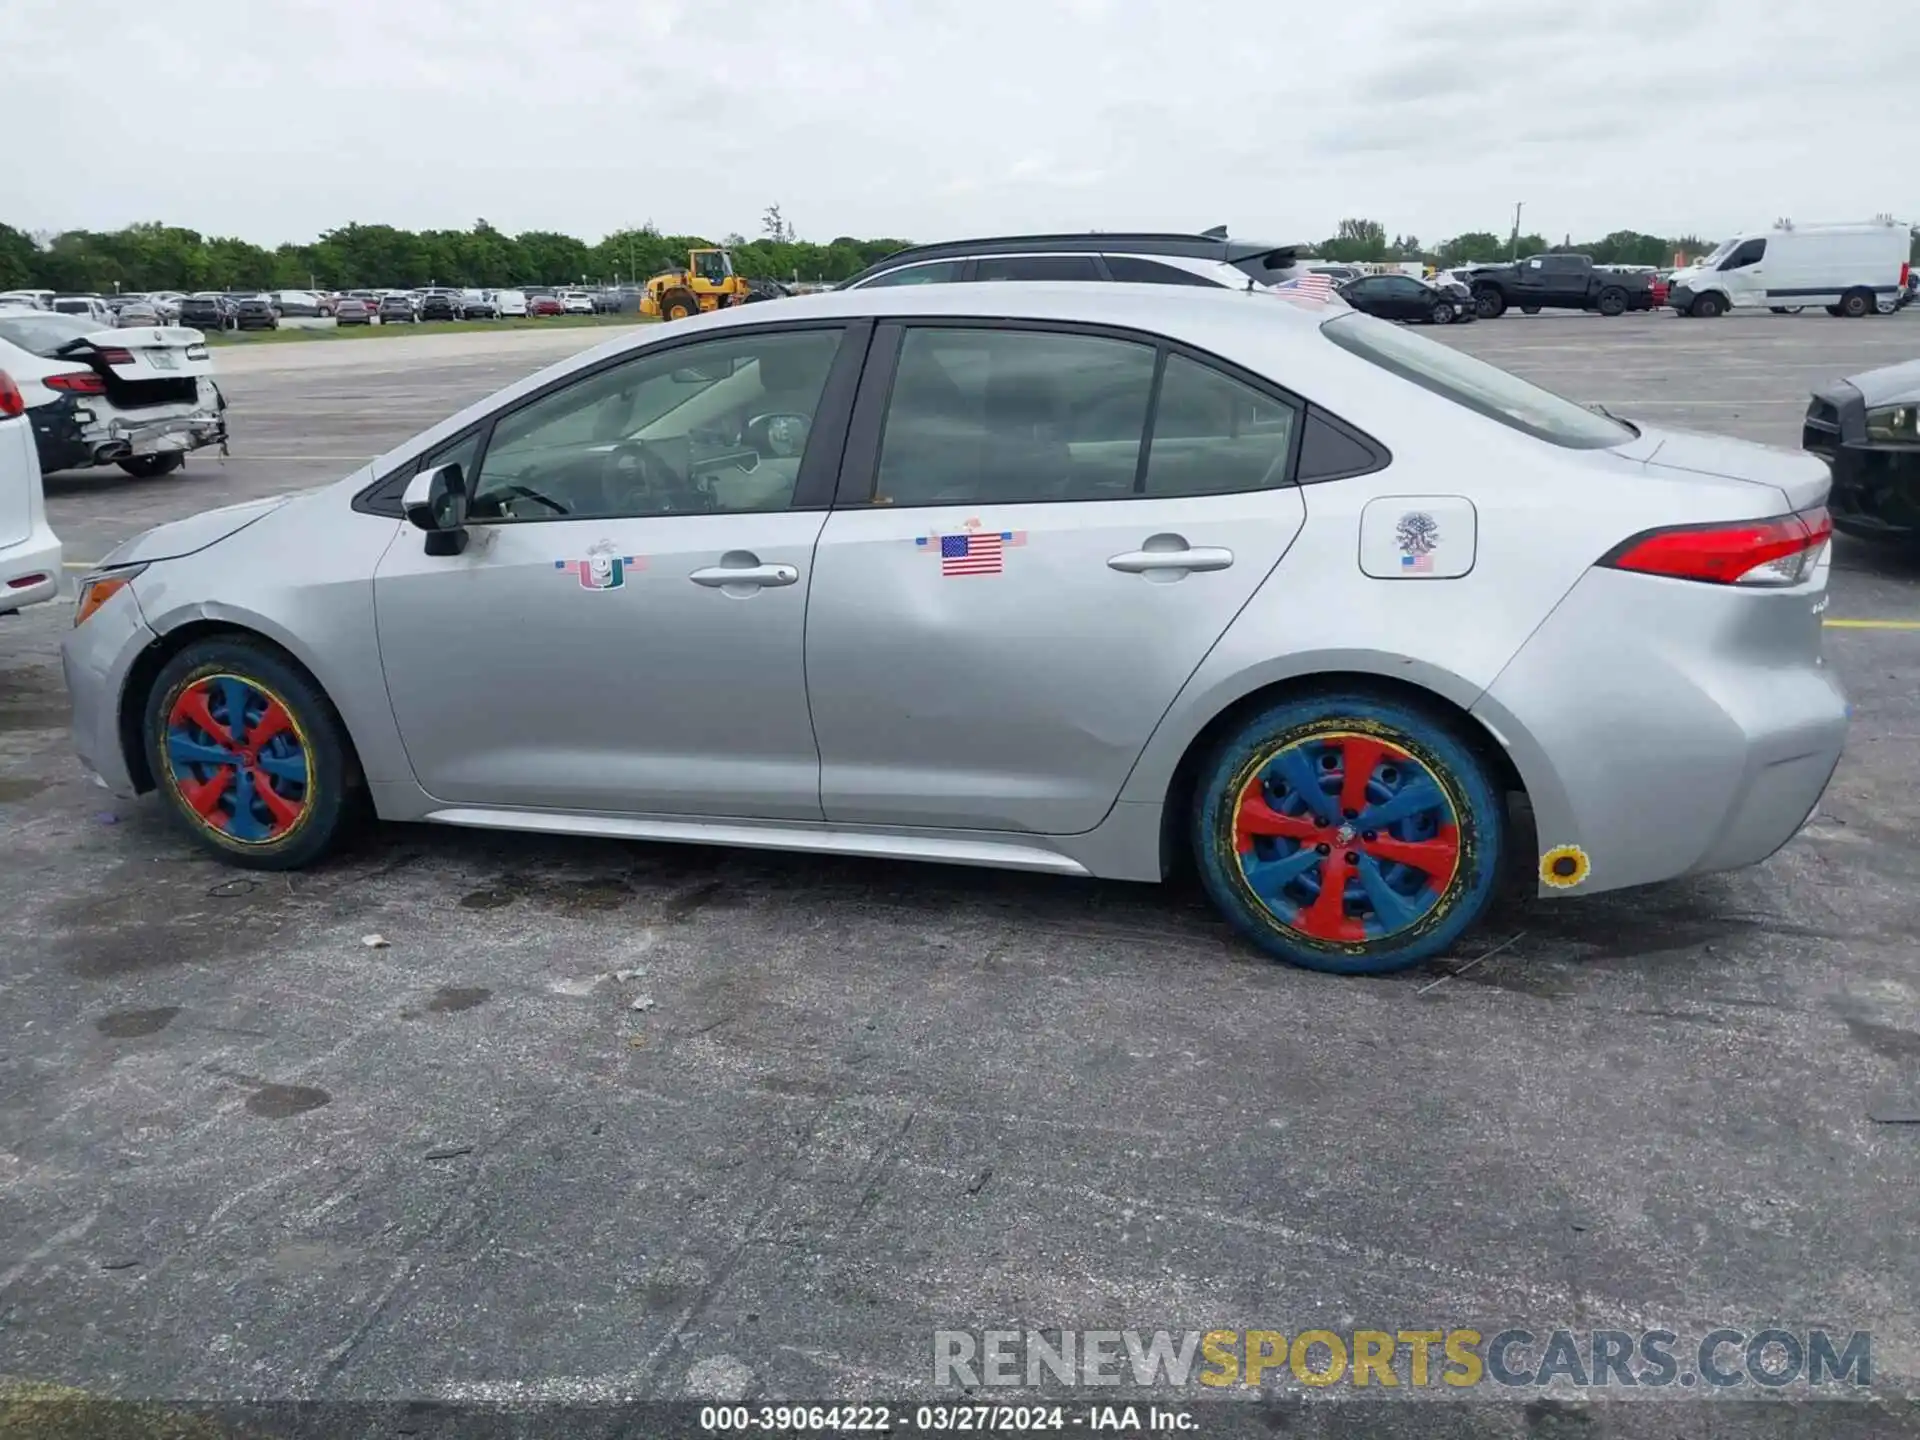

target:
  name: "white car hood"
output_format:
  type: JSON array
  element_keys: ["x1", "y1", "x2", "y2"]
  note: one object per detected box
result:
[{"x1": 98, "y1": 494, "x2": 292, "y2": 567}]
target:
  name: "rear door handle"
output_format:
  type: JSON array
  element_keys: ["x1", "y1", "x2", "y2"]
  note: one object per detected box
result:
[
  {"x1": 1108, "y1": 546, "x2": 1234, "y2": 574},
  {"x1": 690, "y1": 562, "x2": 798, "y2": 588}
]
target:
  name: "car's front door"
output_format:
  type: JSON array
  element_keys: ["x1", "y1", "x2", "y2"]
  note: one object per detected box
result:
[
  {"x1": 1716, "y1": 237, "x2": 1767, "y2": 307},
  {"x1": 1379, "y1": 276, "x2": 1430, "y2": 319},
  {"x1": 805, "y1": 321, "x2": 1308, "y2": 834},
  {"x1": 374, "y1": 321, "x2": 865, "y2": 819}
]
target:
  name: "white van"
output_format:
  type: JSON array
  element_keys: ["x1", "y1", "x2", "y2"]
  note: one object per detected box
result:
[
  {"x1": 1668, "y1": 219, "x2": 1911, "y2": 318},
  {"x1": 493, "y1": 289, "x2": 528, "y2": 317}
]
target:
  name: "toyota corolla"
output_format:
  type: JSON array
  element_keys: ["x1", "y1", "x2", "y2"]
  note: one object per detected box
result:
[{"x1": 63, "y1": 283, "x2": 1846, "y2": 974}]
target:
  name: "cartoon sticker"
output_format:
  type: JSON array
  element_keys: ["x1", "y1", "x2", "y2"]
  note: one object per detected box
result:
[
  {"x1": 916, "y1": 516, "x2": 1027, "y2": 577},
  {"x1": 1396, "y1": 511, "x2": 1440, "y2": 574},
  {"x1": 1540, "y1": 844, "x2": 1591, "y2": 889},
  {"x1": 556, "y1": 540, "x2": 645, "y2": 591}
]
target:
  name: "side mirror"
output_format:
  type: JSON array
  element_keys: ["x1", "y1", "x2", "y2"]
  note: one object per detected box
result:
[{"x1": 403, "y1": 462, "x2": 470, "y2": 556}]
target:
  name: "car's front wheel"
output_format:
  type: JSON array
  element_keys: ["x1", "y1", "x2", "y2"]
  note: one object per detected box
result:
[
  {"x1": 1429, "y1": 300, "x2": 1456, "y2": 325},
  {"x1": 144, "y1": 637, "x2": 359, "y2": 870},
  {"x1": 1192, "y1": 691, "x2": 1506, "y2": 975}
]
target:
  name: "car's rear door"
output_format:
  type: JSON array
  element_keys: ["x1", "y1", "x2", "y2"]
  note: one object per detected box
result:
[{"x1": 804, "y1": 319, "x2": 1308, "y2": 834}]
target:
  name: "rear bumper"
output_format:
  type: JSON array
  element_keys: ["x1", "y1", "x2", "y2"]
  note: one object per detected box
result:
[
  {"x1": 29, "y1": 388, "x2": 227, "y2": 472},
  {"x1": 0, "y1": 522, "x2": 61, "y2": 614},
  {"x1": 1803, "y1": 381, "x2": 1920, "y2": 539},
  {"x1": 60, "y1": 580, "x2": 157, "y2": 796},
  {"x1": 1473, "y1": 566, "x2": 1848, "y2": 897}
]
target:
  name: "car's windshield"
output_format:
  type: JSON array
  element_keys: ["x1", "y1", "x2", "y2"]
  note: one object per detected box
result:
[
  {"x1": 0, "y1": 312, "x2": 95, "y2": 354},
  {"x1": 1694, "y1": 239, "x2": 1734, "y2": 268},
  {"x1": 1321, "y1": 311, "x2": 1634, "y2": 449}
]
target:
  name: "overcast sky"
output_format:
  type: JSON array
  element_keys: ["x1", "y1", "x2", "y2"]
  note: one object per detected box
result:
[{"x1": 4, "y1": 0, "x2": 1916, "y2": 248}]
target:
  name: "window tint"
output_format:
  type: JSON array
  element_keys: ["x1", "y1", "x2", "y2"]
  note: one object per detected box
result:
[
  {"x1": 1720, "y1": 238, "x2": 1766, "y2": 269},
  {"x1": 971, "y1": 255, "x2": 1102, "y2": 283},
  {"x1": 1383, "y1": 277, "x2": 1425, "y2": 296},
  {"x1": 1322, "y1": 311, "x2": 1632, "y2": 450},
  {"x1": 874, "y1": 328, "x2": 1155, "y2": 505},
  {"x1": 856, "y1": 261, "x2": 964, "y2": 288},
  {"x1": 1142, "y1": 355, "x2": 1298, "y2": 496},
  {"x1": 1296, "y1": 409, "x2": 1386, "y2": 482},
  {"x1": 1103, "y1": 255, "x2": 1220, "y2": 287},
  {"x1": 467, "y1": 328, "x2": 843, "y2": 521}
]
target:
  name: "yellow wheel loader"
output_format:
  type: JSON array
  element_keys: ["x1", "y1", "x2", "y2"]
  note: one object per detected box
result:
[{"x1": 640, "y1": 247, "x2": 752, "y2": 321}]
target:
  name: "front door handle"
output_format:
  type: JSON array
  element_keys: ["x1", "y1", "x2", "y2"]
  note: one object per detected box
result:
[
  {"x1": 1108, "y1": 544, "x2": 1234, "y2": 574},
  {"x1": 690, "y1": 562, "x2": 798, "y2": 588}
]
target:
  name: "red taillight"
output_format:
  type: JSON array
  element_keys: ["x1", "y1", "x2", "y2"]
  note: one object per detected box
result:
[
  {"x1": 1599, "y1": 506, "x2": 1831, "y2": 587},
  {"x1": 45, "y1": 370, "x2": 106, "y2": 395},
  {"x1": 94, "y1": 347, "x2": 135, "y2": 365},
  {"x1": 0, "y1": 370, "x2": 22, "y2": 418},
  {"x1": 1902, "y1": 261, "x2": 1912, "y2": 290}
]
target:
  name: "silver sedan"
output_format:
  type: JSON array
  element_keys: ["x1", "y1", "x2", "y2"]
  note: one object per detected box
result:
[{"x1": 63, "y1": 282, "x2": 1847, "y2": 974}]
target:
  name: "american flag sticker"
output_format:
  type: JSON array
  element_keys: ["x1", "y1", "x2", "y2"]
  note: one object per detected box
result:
[
  {"x1": 916, "y1": 518, "x2": 1027, "y2": 577},
  {"x1": 1270, "y1": 273, "x2": 1337, "y2": 305}
]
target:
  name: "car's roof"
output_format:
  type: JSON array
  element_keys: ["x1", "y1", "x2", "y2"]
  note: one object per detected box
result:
[
  {"x1": 636, "y1": 279, "x2": 1347, "y2": 345},
  {"x1": 839, "y1": 232, "x2": 1305, "y2": 286}
]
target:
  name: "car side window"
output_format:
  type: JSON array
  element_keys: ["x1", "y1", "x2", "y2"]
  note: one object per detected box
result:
[
  {"x1": 1720, "y1": 239, "x2": 1766, "y2": 270},
  {"x1": 874, "y1": 327, "x2": 1155, "y2": 505},
  {"x1": 1103, "y1": 256, "x2": 1219, "y2": 287},
  {"x1": 856, "y1": 261, "x2": 964, "y2": 288},
  {"x1": 971, "y1": 255, "x2": 1103, "y2": 282},
  {"x1": 466, "y1": 328, "x2": 844, "y2": 522},
  {"x1": 1142, "y1": 354, "x2": 1298, "y2": 496}
]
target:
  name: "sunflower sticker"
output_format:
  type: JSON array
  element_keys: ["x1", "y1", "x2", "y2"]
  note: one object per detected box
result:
[{"x1": 1540, "y1": 845, "x2": 1591, "y2": 889}]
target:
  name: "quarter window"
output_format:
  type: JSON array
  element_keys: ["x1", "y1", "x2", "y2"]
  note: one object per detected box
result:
[
  {"x1": 1103, "y1": 256, "x2": 1221, "y2": 287},
  {"x1": 466, "y1": 329, "x2": 843, "y2": 521}
]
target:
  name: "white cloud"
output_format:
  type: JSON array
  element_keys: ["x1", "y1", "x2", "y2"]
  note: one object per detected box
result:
[{"x1": 2, "y1": 0, "x2": 1916, "y2": 246}]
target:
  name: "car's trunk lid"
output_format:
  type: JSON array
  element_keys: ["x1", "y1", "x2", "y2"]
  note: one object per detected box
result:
[
  {"x1": 1607, "y1": 424, "x2": 1831, "y2": 511},
  {"x1": 55, "y1": 326, "x2": 214, "y2": 411}
]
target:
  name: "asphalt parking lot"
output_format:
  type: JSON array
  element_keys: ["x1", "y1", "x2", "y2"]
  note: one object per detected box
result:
[{"x1": 5, "y1": 310, "x2": 1920, "y2": 1433}]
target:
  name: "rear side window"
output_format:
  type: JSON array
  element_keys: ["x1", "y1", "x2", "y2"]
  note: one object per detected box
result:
[
  {"x1": 972, "y1": 255, "x2": 1102, "y2": 282},
  {"x1": 1143, "y1": 355, "x2": 1296, "y2": 496},
  {"x1": 1322, "y1": 312, "x2": 1632, "y2": 449},
  {"x1": 1103, "y1": 256, "x2": 1220, "y2": 287},
  {"x1": 869, "y1": 327, "x2": 1304, "y2": 506}
]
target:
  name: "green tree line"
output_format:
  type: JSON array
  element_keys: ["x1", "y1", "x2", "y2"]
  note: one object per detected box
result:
[
  {"x1": 0, "y1": 218, "x2": 914, "y2": 294},
  {"x1": 5, "y1": 213, "x2": 1913, "y2": 295}
]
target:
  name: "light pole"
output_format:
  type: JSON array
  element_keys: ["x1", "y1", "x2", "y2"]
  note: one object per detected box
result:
[{"x1": 1510, "y1": 202, "x2": 1524, "y2": 262}]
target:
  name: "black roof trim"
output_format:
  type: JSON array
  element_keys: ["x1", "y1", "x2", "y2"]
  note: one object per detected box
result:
[{"x1": 840, "y1": 232, "x2": 1305, "y2": 287}]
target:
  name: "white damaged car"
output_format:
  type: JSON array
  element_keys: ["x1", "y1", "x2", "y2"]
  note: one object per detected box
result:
[{"x1": 0, "y1": 309, "x2": 227, "y2": 478}]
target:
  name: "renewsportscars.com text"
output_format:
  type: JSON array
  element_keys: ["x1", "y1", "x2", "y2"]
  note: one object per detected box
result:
[{"x1": 933, "y1": 1327, "x2": 1872, "y2": 1391}]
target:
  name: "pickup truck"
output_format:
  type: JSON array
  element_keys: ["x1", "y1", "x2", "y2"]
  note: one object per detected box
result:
[{"x1": 1468, "y1": 254, "x2": 1656, "y2": 318}]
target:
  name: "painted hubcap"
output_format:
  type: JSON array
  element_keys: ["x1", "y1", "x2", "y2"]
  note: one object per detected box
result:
[
  {"x1": 1231, "y1": 731, "x2": 1461, "y2": 943},
  {"x1": 164, "y1": 675, "x2": 311, "y2": 842}
]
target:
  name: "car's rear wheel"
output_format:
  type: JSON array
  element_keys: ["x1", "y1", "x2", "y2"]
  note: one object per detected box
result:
[
  {"x1": 1596, "y1": 287, "x2": 1628, "y2": 316},
  {"x1": 1840, "y1": 289, "x2": 1873, "y2": 318},
  {"x1": 117, "y1": 453, "x2": 184, "y2": 479},
  {"x1": 662, "y1": 288, "x2": 701, "y2": 321},
  {"x1": 1429, "y1": 300, "x2": 1455, "y2": 325},
  {"x1": 1191, "y1": 692, "x2": 1506, "y2": 975},
  {"x1": 144, "y1": 638, "x2": 358, "y2": 870}
]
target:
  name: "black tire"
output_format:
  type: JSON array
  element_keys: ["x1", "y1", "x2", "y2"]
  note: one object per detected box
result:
[
  {"x1": 1596, "y1": 287, "x2": 1628, "y2": 317},
  {"x1": 117, "y1": 453, "x2": 185, "y2": 479},
  {"x1": 661, "y1": 288, "x2": 701, "y2": 321},
  {"x1": 1520, "y1": 304, "x2": 1541, "y2": 315},
  {"x1": 1191, "y1": 690, "x2": 1507, "y2": 975},
  {"x1": 1840, "y1": 290, "x2": 1872, "y2": 318},
  {"x1": 1691, "y1": 292, "x2": 1726, "y2": 318},
  {"x1": 144, "y1": 637, "x2": 359, "y2": 870},
  {"x1": 1429, "y1": 300, "x2": 1455, "y2": 325},
  {"x1": 1474, "y1": 288, "x2": 1505, "y2": 319}
]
